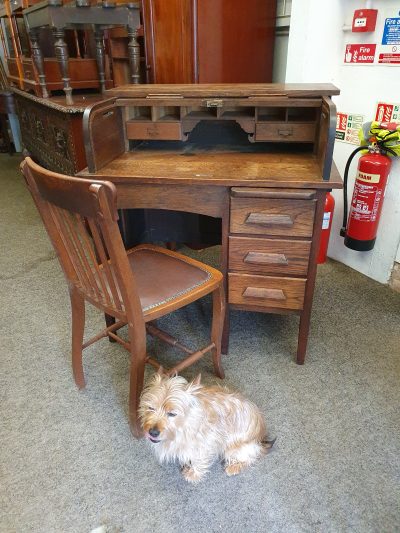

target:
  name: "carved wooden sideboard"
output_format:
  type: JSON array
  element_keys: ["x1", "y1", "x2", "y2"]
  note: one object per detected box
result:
[
  {"x1": 13, "y1": 87, "x2": 105, "y2": 173},
  {"x1": 79, "y1": 83, "x2": 342, "y2": 364}
]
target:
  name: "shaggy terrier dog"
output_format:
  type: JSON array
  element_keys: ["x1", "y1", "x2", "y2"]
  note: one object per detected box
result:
[{"x1": 139, "y1": 371, "x2": 274, "y2": 483}]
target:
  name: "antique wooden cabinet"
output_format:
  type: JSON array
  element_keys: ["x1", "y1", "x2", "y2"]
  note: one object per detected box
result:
[
  {"x1": 79, "y1": 83, "x2": 342, "y2": 364},
  {"x1": 139, "y1": 0, "x2": 277, "y2": 84},
  {"x1": 13, "y1": 88, "x2": 106, "y2": 173}
]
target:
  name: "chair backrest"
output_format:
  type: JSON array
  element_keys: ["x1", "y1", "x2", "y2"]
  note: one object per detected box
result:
[{"x1": 21, "y1": 157, "x2": 142, "y2": 320}]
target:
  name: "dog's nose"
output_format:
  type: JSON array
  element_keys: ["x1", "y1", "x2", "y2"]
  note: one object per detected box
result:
[{"x1": 149, "y1": 427, "x2": 160, "y2": 438}]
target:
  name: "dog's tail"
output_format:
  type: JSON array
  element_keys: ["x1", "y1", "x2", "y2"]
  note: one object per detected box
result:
[{"x1": 261, "y1": 436, "x2": 276, "y2": 453}]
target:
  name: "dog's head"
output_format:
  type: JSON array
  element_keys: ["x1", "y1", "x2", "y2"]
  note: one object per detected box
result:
[{"x1": 139, "y1": 371, "x2": 201, "y2": 443}]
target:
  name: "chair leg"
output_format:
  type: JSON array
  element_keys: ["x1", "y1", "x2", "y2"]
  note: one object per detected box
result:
[
  {"x1": 127, "y1": 323, "x2": 147, "y2": 438},
  {"x1": 69, "y1": 287, "x2": 85, "y2": 389},
  {"x1": 211, "y1": 283, "x2": 225, "y2": 379},
  {"x1": 104, "y1": 313, "x2": 116, "y2": 342}
]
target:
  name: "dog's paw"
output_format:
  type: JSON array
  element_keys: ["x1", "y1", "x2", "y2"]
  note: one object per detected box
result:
[
  {"x1": 225, "y1": 462, "x2": 247, "y2": 476},
  {"x1": 182, "y1": 465, "x2": 205, "y2": 483}
]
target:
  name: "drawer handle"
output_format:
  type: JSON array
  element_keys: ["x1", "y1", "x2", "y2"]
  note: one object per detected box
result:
[
  {"x1": 246, "y1": 213, "x2": 294, "y2": 226},
  {"x1": 243, "y1": 287, "x2": 286, "y2": 300},
  {"x1": 244, "y1": 252, "x2": 289, "y2": 265},
  {"x1": 231, "y1": 188, "x2": 316, "y2": 200},
  {"x1": 278, "y1": 127, "x2": 293, "y2": 137}
]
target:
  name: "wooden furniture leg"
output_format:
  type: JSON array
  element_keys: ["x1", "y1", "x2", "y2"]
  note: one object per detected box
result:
[
  {"x1": 296, "y1": 191, "x2": 326, "y2": 364},
  {"x1": 70, "y1": 287, "x2": 86, "y2": 388},
  {"x1": 211, "y1": 285, "x2": 225, "y2": 378},
  {"x1": 29, "y1": 29, "x2": 49, "y2": 99},
  {"x1": 53, "y1": 28, "x2": 73, "y2": 105},
  {"x1": 221, "y1": 196, "x2": 230, "y2": 356},
  {"x1": 128, "y1": 27, "x2": 141, "y2": 84},
  {"x1": 221, "y1": 308, "x2": 230, "y2": 356},
  {"x1": 128, "y1": 323, "x2": 147, "y2": 437},
  {"x1": 94, "y1": 27, "x2": 106, "y2": 93}
]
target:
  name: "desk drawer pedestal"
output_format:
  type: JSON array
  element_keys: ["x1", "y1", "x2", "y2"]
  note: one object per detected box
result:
[{"x1": 227, "y1": 187, "x2": 324, "y2": 364}]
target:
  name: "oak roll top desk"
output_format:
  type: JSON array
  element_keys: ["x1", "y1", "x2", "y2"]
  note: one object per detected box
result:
[{"x1": 79, "y1": 83, "x2": 342, "y2": 364}]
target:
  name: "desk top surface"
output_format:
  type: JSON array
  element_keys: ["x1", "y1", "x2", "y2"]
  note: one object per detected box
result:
[
  {"x1": 81, "y1": 148, "x2": 342, "y2": 189},
  {"x1": 108, "y1": 83, "x2": 340, "y2": 99}
]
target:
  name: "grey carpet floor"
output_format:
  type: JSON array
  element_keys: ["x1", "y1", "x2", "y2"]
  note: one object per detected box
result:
[{"x1": 1, "y1": 154, "x2": 399, "y2": 533}]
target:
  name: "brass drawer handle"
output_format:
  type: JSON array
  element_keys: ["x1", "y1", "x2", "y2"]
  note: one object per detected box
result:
[
  {"x1": 246, "y1": 213, "x2": 294, "y2": 226},
  {"x1": 243, "y1": 287, "x2": 286, "y2": 300},
  {"x1": 206, "y1": 99, "x2": 223, "y2": 108},
  {"x1": 244, "y1": 252, "x2": 289, "y2": 265}
]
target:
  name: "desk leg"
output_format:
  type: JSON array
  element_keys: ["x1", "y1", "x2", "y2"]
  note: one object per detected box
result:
[
  {"x1": 222, "y1": 306, "x2": 230, "y2": 355},
  {"x1": 296, "y1": 190, "x2": 325, "y2": 364},
  {"x1": 221, "y1": 197, "x2": 230, "y2": 356}
]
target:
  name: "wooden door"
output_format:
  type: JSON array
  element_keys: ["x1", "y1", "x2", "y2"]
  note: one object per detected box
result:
[
  {"x1": 142, "y1": 0, "x2": 195, "y2": 83},
  {"x1": 196, "y1": 0, "x2": 277, "y2": 83}
]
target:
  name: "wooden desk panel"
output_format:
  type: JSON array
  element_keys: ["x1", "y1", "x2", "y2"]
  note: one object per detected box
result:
[{"x1": 83, "y1": 150, "x2": 341, "y2": 189}]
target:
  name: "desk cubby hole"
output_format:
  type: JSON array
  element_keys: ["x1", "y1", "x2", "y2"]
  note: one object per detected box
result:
[
  {"x1": 151, "y1": 106, "x2": 181, "y2": 122},
  {"x1": 287, "y1": 107, "x2": 318, "y2": 122},
  {"x1": 256, "y1": 107, "x2": 286, "y2": 122},
  {"x1": 220, "y1": 106, "x2": 255, "y2": 119},
  {"x1": 182, "y1": 106, "x2": 219, "y2": 119},
  {"x1": 129, "y1": 106, "x2": 152, "y2": 121}
]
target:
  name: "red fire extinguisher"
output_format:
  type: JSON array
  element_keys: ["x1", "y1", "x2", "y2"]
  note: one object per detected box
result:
[
  {"x1": 317, "y1": 192, "x2": 335, "y2": 263},
  {"x1": 341, "y1": 127, "x2": 397, "y2": 251}
]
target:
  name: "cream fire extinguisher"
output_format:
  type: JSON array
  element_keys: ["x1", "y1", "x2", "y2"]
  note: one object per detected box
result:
[{"x1": 340, "y1": 122, "x2": 399, "y2": 251}]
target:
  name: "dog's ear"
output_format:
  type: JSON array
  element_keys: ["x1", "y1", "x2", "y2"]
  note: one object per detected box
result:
[
  {"x1": 186, "y1": 373, "x2": 201, "y2": 393},
  {"x1": 192, "y1": 373, "x2": 201, "y2": 386}
]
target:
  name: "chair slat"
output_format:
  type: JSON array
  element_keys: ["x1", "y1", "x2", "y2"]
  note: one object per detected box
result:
[
  {"x1": 58, "y1": 208, "x2": 95, "y2": 296},
  {"x1": 87, "y1": 218, "x2": 124, "y2": 311},
  {"x1": 49, "y1": 204, "x2": 91, "y2": 294},
  {"x1": 72, "y1": 213, "x2": 109, "y2": 305}
]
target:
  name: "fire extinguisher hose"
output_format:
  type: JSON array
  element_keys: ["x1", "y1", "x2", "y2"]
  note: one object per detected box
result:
[
  {"x1": 340, "y1": 144, "x2": 398, "y2": 237},
  {"x1": 340, "y1": 145, "x2": 367, "y2": 237}
]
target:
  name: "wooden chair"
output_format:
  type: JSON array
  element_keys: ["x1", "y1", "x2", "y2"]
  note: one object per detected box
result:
[{"x1": 21, "y1": 157, "x2": 225, "y2": 437}]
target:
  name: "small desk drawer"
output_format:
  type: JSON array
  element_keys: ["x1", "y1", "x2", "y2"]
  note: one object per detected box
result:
[
  {"x1": 126, "y1": 120, "x2": 182, "y2": 140},
  {"x1": 255, "y1": 122, "x2": 316, "y2": 142},
  {"x1": 229, "y1": 273, "x2": 306, "y2": 310},
  {"x1": 229, "y1": 236, "x2": 311, "y2": 276},
  {"x1": 230, "y1": 197, "x2": 315, "y2": 237}
]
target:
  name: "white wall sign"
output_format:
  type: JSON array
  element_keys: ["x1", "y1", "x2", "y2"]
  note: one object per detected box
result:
[
  {"x1": 375, "y1": 102, "x2": 400, "y2": 122},
  {"x1": 336, "y1": 112, "x2": 364, "y2": 144}
]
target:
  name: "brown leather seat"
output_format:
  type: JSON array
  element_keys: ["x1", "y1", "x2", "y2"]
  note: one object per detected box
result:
[
  {"x1": 21, "y1": 157, "x2": 225, "y2": 437},
  {"x1": 127, "y1": 244, "x2": 215, "y2": 314}
]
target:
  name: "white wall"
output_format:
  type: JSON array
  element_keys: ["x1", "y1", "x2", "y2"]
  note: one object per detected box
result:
[
  {"x1": 286, "y1": 0, "x2": 400, "y2": 284},
  {"x1": 273, "y1": 0, "x2": 292, "y2": 82}
]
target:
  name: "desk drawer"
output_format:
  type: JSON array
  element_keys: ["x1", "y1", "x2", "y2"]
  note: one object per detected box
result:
[
  {"x1": 229, "y1": 236, "x2": 311, "y2": 276},
  {"x1": 229, "y1": 273, "x2": 306, "y2": 310},
  {"x1": 255, "y1": 122, "x2": 316, "y2": 142},
  {"x1": 230, "y1": 197, "x2": 315, "y2": 237},
  {"x1": 126, "y1": 120, "x2": 182, "y2": 140}
]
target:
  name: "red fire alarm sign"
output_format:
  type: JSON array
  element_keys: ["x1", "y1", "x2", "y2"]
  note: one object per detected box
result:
[{"x1": 352, "y1": 9, "x2": 378, "y2": 32}]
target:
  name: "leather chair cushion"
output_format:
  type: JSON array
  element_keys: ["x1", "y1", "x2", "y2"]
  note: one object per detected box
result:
[{"x1": 127, "y1": 246, "x2": 212, "y2": 312}]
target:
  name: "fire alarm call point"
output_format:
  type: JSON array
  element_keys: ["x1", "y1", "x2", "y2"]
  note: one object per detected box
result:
[{"x1": 352, "y1": 9, "x2": 378, "y2": 32}]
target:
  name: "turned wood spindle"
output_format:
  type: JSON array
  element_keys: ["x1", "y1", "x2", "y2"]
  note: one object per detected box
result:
[
  {"x1": 29, "y1": 29, "x2": 49, "y2": 98},
  {"x1": 53, "y1": 28, "x2": 73, "y2": 105},
  {"x1": 94, "y1": 28, "x2": 106, "y2": 93},
  {"x1": 128, "y1": 27, "x2": 140, "y2": 84}
]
